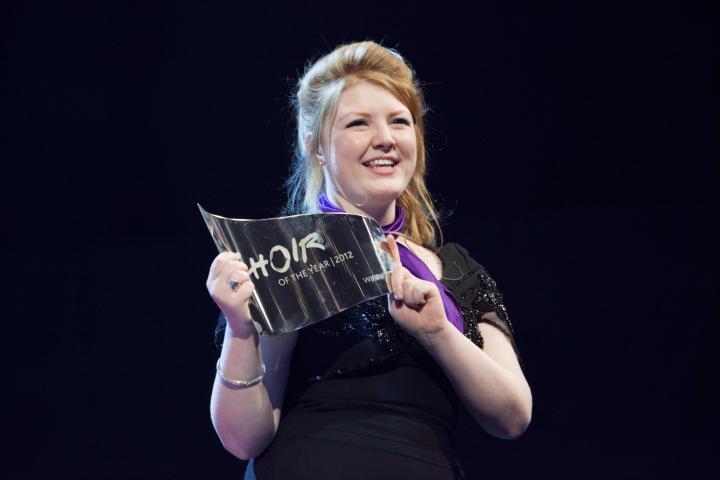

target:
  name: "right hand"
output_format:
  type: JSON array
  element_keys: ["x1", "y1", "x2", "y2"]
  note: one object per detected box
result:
[{"x1": 206, "y1": 252, "x2": 255, "y2": 335}]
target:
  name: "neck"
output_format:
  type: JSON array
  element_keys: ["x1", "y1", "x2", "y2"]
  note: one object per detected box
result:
[{"x1": 327, "y1": 190, "x2": 397, "y2": 226}]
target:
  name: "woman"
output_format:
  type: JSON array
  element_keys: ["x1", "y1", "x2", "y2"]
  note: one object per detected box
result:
[{"x1": 206, "y1": 41, "x2": 532, "y2": 479}]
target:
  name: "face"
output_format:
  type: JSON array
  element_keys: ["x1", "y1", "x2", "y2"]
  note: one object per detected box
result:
[{"x1": 318, "y1": 81, "x2": 417, "y2": 214}]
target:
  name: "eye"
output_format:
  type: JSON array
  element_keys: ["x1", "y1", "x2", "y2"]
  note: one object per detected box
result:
[
  {"x1": 392, "y1": 117, "x2": 412, "y2": 126},
  {"x1": 345, "y1": 119, "x2": 367, "y2": 128}
]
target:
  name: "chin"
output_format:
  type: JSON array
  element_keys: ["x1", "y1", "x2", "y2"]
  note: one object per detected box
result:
[
  {"x1": 370, "y1": 179, "x2": 410, "y2": 197},
  {"x1": 358, "y1": 190, "x2": 403, "y2": 209}
]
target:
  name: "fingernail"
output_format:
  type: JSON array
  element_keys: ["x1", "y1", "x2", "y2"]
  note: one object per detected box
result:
[{"x1": 394, "y1": 291, "x2": 402, "y2": 300}]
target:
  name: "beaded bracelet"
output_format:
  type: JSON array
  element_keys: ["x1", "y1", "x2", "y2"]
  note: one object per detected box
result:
[{"x1": 216, "y1": 359, "x2": 266, "y2": 388}]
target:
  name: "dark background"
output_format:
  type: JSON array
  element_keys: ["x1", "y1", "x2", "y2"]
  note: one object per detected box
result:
[{"x1": 5, "y1": 1, "x2": 717, "y2": 479}]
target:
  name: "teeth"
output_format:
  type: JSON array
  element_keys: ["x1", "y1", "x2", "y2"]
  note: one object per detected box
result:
[{"x1": 366, "y1": 159, "x2": 395, "y2": 167}]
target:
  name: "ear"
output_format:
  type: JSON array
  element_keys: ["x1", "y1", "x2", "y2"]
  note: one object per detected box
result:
[
  {"x1": 303, "y1": 133, "x2": 313, "y2": 155},
  {"x1": 305, "y1": 132, "x2": 326, "y2": 164}
]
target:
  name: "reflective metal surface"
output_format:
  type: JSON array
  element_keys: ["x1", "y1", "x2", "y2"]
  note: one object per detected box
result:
[{"x1": 199, "y1": 205, "x2": 393, "y2": 335}]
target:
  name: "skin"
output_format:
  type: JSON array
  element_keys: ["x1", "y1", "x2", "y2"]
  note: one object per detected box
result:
[
  {"x1": 208, "y1": 80, "x2": 532, "y2": 461},
  {"x1": 315, "y1": 81, "x2": 417, "y2": 226}
]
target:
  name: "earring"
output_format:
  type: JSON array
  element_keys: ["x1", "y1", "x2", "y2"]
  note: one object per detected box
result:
[{"x1": 318, "y1": 159, "x2": 325, "y2": 166}]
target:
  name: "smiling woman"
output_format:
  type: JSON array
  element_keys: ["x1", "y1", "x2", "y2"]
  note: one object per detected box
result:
[
  {"x1": 316, "y1": 81, "x2": 418, "y2": 224},
  {"x1": 287, "y1": 41, "x2": 439, "y2": 247},
  {"x1": 206, "y1": 41, "x2": 532, "y2": 480}
]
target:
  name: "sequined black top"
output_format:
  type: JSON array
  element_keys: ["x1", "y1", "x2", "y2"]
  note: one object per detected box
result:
[{"x1": 214, "y1": 242, "x2": 519, "y2": 478}]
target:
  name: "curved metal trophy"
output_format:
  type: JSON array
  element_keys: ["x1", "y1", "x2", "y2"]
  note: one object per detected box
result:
[{"x1": 199, "y1": 205, "x2": 393, "y2": 335}]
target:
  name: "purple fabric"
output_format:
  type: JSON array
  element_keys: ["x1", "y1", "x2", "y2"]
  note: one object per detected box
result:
[{"x1": 317, "y1": 194, "x2": 464, "y2": 333}]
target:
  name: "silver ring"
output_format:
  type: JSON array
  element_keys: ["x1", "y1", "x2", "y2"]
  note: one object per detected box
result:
[{"x1": 226, "y1": 279, "x2": 240, "y2": 292}]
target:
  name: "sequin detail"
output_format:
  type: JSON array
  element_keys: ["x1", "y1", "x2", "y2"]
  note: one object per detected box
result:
[
  {"x1": 444, "y1": 261, "x2": 512, "y2": 351},
  {"x1": 310, "y1": 268, "x2": 508, "y2": 382},
  {"x1": 313, "y1": 297, "x2": 404, "y2": 349},
  {"x1": 456, "y1": 264, "x2": 520, "y2": 361},
  {"x1": 469, "y1": 266, "x2": 512, "y2": 329},
  {"x1": 310, "y1": 297, "x2": 415, "y2": 381},
  {"x1": 213, "y1": 243, "x2": 520, "y2": 377},
  {"x1": 462, "y1": 312, "x2": 485, "y2": 349}
]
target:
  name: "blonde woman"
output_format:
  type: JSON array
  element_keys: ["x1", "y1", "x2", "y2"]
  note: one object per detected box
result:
[{"x1": 206, "y1": 41, "x2": 532, "y2": 479}]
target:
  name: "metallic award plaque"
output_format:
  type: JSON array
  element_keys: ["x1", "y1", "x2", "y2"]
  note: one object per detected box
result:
[{"x1": 199, "y1": 205, "x2": 393, "y2": 335}]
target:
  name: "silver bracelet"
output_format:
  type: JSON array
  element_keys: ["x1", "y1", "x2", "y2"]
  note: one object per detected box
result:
[{"x1": 216, "y1": 359, "x2": 266, "y2": 388}]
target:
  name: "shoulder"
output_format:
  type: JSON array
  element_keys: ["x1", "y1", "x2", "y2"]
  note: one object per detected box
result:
[
  {"x1": 438, "y1": 242, "x2": 520, "y2": 359},
  {"x1": 437, "y1": 242, "x2": 504, "y2": 313},
  {"x1": 437, "y1": 242, "x2": 483, "y2": 279},
  {"x1": 437, "y1": 242, "x2": 469, "y2": 262}
]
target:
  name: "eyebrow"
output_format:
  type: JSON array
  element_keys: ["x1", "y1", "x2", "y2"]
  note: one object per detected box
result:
[{"x1": 336, "y1": 110, "x2": 411, "y2": 122}]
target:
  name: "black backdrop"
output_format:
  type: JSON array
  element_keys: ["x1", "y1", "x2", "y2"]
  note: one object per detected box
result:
[{"x1": 6, "y1": 1, "x2": 717, "y2": 479}]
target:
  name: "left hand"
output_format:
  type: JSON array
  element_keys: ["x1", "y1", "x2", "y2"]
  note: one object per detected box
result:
[{"x1": 383, "y1": 235, "x2": 450, "y2": 340}]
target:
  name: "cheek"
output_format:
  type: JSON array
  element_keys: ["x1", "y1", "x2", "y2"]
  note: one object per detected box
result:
[
  {"x1": 332, "y1": 137, "x2": 368, "y2": 170},
  {"x1": 399, "y1": 132, "x2": 418, "y2": 161}
]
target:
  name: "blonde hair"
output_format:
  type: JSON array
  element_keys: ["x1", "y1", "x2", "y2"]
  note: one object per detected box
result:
[{"x1": 286, "y1": 41, "x2": 442, "y2": 248}]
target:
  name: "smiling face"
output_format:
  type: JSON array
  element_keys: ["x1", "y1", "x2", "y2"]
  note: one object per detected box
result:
[{"x1": 318, "y1": 80, "x2": 418, "y2": 220}]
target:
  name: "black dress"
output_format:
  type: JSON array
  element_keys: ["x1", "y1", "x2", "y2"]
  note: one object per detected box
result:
[{"x1": 214, "y1": 243, "x2": 520, "y2": 480}]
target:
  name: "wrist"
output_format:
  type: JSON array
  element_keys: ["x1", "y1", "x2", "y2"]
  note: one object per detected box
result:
[
  {"x1": 216, "y1": 358, "x2": 266, "y2": 388},
  {"x1": 416, "y1": 321, "x2": 454, "y2": 350},
  {"x1": 224, "y1": 318, "x2": 258, "y2": 341}
]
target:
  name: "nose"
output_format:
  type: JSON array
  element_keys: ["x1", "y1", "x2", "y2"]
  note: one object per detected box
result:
[{"x1": 371, "y1": 124, "x2": 396, "y2": 152}]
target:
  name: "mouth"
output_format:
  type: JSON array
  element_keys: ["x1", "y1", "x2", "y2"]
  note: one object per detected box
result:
[{"x1": 361, "y1": 158, "x2": 399, "y2": 174}]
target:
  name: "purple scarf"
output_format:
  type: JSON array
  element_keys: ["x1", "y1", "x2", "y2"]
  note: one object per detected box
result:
[{"x1": 317, "y1": 194, "x2": 464, "y2": 333}]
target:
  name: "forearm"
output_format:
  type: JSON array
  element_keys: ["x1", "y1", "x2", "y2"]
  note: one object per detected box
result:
[
  {"x1": 418, "y1": 325, "x2": 532, "y2": 439},
  {"x1": 210, "y1": 327, "x2": 276, "y2": 459}
]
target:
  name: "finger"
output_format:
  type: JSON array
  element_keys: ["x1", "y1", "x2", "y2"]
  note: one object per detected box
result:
[
  {"x1": 223, "y1": 268, "x2": 252, "y2": 290},
  {"x1": 228, "y1": 260, "x2": 249, "y2": 272},
  {"x1": 215, "y1": 256, "x2": 247, "y2": 281},
  {"x1": 220, "y1": 276, "x2": 253, "y2": 297},
  {"x1": 210, "y1": 251, "x2": 242, "y2": 280},
  {"x1": 390, "y1": 261, "x2": 405, "y2": 301},
  {"x1": 385, "y1": 235, "x2": 402, "y2": 266},
  {"x1": 414, "y1": 281, "x2": 433, "y2": 306},
  {"x1": 401, "y1": 277, "x2": 423, "y2": 307},
  {"x1": 226, "y1": 269, "x2": 250, "y2": 284},
  {"x1": 235, "y1": 277, "x2": 255, "y2": 297},
  {"x1": 385, "y1": 236, "x2": 405, "y2": 300}
]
